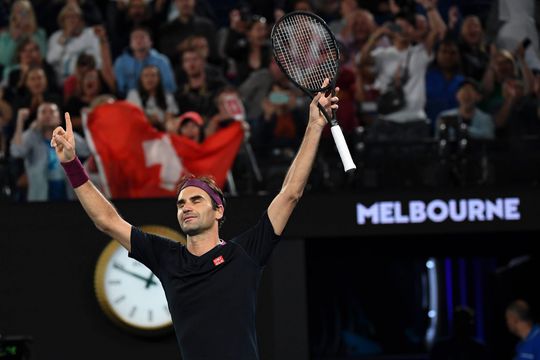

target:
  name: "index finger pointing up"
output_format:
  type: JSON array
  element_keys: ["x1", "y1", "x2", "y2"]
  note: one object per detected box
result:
[{"x1": 65, "y1": 112, "x2": 73, "y2": 135}]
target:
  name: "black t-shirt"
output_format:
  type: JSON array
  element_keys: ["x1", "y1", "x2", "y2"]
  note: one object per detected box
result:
[{"x1": 129, "y1": 211, "x2": 280, "y2": 360}]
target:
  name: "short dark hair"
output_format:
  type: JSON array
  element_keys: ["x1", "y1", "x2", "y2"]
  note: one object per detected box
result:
[
  {"x1": 507, "y1": 300, "x2": 533, "y2": 323},
  {"x1": 176, "y1": 175, "x2": 226, "y2": 228}
]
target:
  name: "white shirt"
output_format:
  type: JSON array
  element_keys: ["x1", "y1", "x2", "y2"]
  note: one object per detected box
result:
[
  {"x1": 47, "y1": 27, "x2": 102, "y2": 86},
  {"x1": 127, "y1": 89, "x2": 179, "y2": 124},
  {"x1": 371, "y1": 44, "x2": 433, "y2": 123}
]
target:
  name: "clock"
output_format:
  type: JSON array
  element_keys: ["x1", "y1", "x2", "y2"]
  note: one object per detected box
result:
[{"x1": 94, "y1": 225, "x2": 185, "y2": 335}]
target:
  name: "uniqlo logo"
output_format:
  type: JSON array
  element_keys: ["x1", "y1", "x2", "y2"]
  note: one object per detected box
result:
[{"x1": 213, "y1": 256, "x2": 225, "y2": 266}]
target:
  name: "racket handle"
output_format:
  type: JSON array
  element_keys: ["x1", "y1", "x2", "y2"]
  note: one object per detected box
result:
[{"x1": 330, "y1": 124, "x2": 356, "y2": 173}]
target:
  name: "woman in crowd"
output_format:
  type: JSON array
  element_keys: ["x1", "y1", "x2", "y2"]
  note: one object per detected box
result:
[
  {"x1": 2, "y1": 37, "x2": 57, "y2": 101},
  {"x1": 0, "y1": 0, "x2": 47, "y2": 69},
  {"x1": 225, "y1": 14, "x2": 270, "y2": 86},
  {"x1": 127, "y1": 65, "x2": 178, "y2": 131}
]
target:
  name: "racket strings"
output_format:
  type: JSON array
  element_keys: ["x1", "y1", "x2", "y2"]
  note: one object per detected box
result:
[{"x1": 273, "y1": 14, "x2": 338, "y2": 91}]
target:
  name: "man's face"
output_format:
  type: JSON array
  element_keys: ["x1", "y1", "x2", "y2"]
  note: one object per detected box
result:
[
  {"x1": 461, "y1": 17, "x2": 482, "y2": 46},
  {"x1": 437, "y1": 43, "x2": 460, "y2": 70},
  {"x1": 506, "y1": 310, "x2": 519, "y2": 336},
  {"x1": 177, "y1": 186, "x2": 221, "y2": 236},
  {"x1": 176, "y1": 0, "x2": 195, "y2": 18},
  {"x1": 130, "y1": 30, "x2": 151, "y2": 52},
  {"x1": 182, "y1": 51, "x2": 204, "y2": 77},
  {"x1": 457, "y1": 83, "x2": 480, "y2": 107},
  {"x1": 394, "y1": 18, "x2": 414, "y2": 43},
  {"x1": 37, "y1": 103, "x2": 60, "y2": 129}
]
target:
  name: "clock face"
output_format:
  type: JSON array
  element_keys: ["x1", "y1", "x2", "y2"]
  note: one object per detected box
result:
[{"x1": 95, "y1": 225, "x2": 185, "y2": 334}]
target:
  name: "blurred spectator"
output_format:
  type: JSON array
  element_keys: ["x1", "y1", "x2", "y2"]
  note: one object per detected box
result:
[
  {"x1": 458, "y1": 16, "x2": 489, "y2": 81},
  {"x1": 354, "y1": 55, "x2": 380, "y2": 126},
  {"x1": 436, "y1": 78, "x2": 494, "y2": 140},
  {"x1": 0, "y1": 0, "x2": 47, "y2": 68},
  {"x1": 62, "y1": 27, "x2": 115, "y2": 101},
  {"x1": 329, "y1": 0, "x2": 359, "y2": 35},
  {"x1": 177, "y1": 35, "x2": 224, "y2": 81},
  {"x1": 337, "y1": 9, "x2": 377, "y2": 67},
  {"x1": 2, "y1": 37, "x2": 57, "y2": 101},
  {"x1": 175, "y1": 45, "x2": 227, "y2": 119},
  {"x1": 360, "y1": 0, "x2": 446, "y2": 140},
  {"x1": 224, "y1": 14, "x2": 270, "y2": 85},
  {"x1": 62, "y1": 53, "x2": 95, "y2": 102},
  {"x1": 114, "y1": 27, "x2": 176, "y2": 98},
  {"x1": 256, "y1": 81, "x2": 304, "y2": 156},
  {"x1": 33, "y1": 0, "x2": 104, "y2": 36},
  {"x1": 205, "y1": 87, "x2": 248, "y2": 139},
  {"x1": 506, "y1": 300, "x2": 540, "y2": 360},
  {"x1": 107, "y1": 0, "x2": 166, "y2": 58},
  {"x1": 127, "y1": 64, "x2": 179, "y2": 131},
  {"x1": 158, "y1": 0, "x2": 219, "y2": 65},
  {"x1": 172, "y1": 110, "x2": 204, "y2": 142},
  {"x1": 494, "y1": 77, "x2": 540, "y2": 138},
  {"x1": 238, "y1": 58, "x2": 301, "y2": 125},
  {"x1": 481, "y1": 45, "x2": 535, "y2": 115},
  {"x1": 46, "y1": 3, "x2": 102, "y2": 87},
  {"x1": 9, "y1": 103, "x2": 90, "y2": 201},
  {"x1": 429, "y1": 306, "x2": 489, "y2": 360},
  {"x1": 11, "y1": 65, "x2": 62, "y2": 129},
  {"x1": 425, "y1": 36, "x2": 464, "y2": 125},
  {"x1": 487, "y1": 0, "x2": 540, "y2": 71},
  {"x1": 64, "y1": 68, "x2": 111, "y2": 135}
]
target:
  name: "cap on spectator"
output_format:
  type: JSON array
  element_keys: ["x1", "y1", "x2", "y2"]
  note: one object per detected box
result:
[
  {"x1": 458, "y1": 77, "x2": 482, "y2": 93},
  {"x1": 178, "y1": 111, "x2": 204, "y2": 127}
]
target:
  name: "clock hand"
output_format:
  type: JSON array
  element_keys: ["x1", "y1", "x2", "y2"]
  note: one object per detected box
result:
[
  {"x1": 144, "y1": 272, "x2": 156, "y2": 289},
  {"x1": 112, "y1": 262, "x2": 158, "y2": 285}
]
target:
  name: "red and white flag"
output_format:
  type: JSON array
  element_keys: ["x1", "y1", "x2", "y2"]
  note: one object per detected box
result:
[{"x1": 84, "y1": 101, "x2": 244, "y2": 198}]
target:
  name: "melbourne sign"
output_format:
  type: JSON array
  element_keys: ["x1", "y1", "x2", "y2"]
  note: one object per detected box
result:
[{"x1": 356, "y1": 198, "x2": 521, "y2": 225}]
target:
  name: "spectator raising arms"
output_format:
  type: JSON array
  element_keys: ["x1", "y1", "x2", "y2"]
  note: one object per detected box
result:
[
  {"x1": 127, "y1": 65, "x2": 179, "y2": 131},
  {"x1": 458, "y1": 16, "x2": 489, "y2": 81},
  {"x1": 0, "y1": 0, "x2": 47, "y2": 69},
  {"x1": 46, "y1": 3, "x2": 102, "y2": 87},
  {"x1": 10, "y1": 103, "x2": 90, "y2": 201},
  {"x1": 114, "y1": 27, "x2": 176, "y2": 98},
  {"x1": 225, "y1": 13, "x2": 270, "y2": 85}
]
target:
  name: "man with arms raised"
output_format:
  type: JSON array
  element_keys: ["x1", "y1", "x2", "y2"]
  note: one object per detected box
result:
[{"x1": 51, "y1": 80, "x2": 338, "y2": 359}]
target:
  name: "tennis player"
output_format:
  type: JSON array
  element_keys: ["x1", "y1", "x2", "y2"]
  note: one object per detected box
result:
[{"x1": 51, "y1": 80, "x2": 338, "y2": 359}]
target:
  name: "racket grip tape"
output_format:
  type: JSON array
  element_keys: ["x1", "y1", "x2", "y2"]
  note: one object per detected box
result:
[{"x1": 330, "y1": 125, "x2": 356, "y2": 172}]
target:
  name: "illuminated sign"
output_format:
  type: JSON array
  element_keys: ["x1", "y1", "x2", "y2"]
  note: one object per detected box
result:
[{"x1": 356, "y1": 198, "x2": 521, "y2": 225}]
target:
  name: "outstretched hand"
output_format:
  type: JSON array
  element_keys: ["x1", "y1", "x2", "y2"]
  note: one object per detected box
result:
[
  {"x1": 309, "y1": 78, "x2": 339, "y2": 129},
  {"x1": 51, "y1": 112, "x2": 76, "y2": 163}
]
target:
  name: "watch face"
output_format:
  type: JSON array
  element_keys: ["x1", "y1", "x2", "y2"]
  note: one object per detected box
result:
[{"x1": 95, "y1": 226, "x2": 185, "y2": 334}]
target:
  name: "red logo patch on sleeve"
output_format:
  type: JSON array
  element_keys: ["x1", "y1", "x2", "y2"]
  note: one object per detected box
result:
[{"x1": 213, "y1": 255, "x2": 225, "y2": 266}]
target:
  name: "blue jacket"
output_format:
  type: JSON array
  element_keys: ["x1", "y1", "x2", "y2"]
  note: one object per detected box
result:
[
  {"x1": 114, "y1": 48, "x2": 177, "y2": 97},
  {"x1": 515, "y1": 325, "x2": 540, "y2": 360}
]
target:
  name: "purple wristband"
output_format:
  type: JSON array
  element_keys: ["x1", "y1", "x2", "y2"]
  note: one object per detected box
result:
[{"x1": 61, "y1": 157, "x2": 90, "y2": 188}]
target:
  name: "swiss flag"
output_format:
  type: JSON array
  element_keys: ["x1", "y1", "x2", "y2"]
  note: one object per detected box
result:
[{"x1": 84, "y1": 101, "x2": 244, "y2": 198}]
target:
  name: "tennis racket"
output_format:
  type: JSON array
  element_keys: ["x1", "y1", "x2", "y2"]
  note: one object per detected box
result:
[{"x1": 271, "y1": 11, "x2": 356, "y2": 172}]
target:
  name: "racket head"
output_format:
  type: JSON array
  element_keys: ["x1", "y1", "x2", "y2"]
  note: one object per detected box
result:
[{"x1": 271, "y1": 11, "x2": 340, "y2": 94}]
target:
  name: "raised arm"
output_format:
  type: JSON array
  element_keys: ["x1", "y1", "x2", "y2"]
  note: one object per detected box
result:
[
  {"x1": 267, "y1": 80, "x2": 338, "y2": 235},
  {"x1": 51, "y1": 113, "x2": 132, "y2": 251}
]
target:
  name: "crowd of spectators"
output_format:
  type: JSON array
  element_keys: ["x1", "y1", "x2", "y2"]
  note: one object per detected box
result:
[{"x1": 0, "y1": 0, "x2": 539, "y2": 201}]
